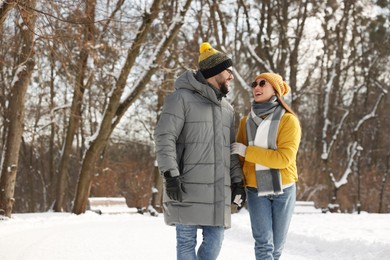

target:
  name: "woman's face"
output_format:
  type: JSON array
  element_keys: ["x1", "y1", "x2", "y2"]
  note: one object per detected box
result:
[{"x1": 251, "y1": 78, "x2": 276, "y2": 103}]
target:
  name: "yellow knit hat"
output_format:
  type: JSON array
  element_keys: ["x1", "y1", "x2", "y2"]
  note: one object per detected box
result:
[
  {"x1": 255, "y1": 73, "x2": 290, "y2": 97},
  {"x1": 198, "y1": 42, "x2": 232, "y2": 79}
]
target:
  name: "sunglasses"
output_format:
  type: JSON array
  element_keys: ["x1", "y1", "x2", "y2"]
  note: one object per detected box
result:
[{"x1": 251, "y1": 80, "x2": 266, "y2": 88}]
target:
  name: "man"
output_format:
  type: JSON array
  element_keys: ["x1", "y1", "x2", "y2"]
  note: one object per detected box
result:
[{"x1": 154, "y1": 42, "x2": 246, "y2": 260}]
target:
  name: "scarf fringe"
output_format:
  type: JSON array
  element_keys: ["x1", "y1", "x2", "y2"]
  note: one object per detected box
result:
[{"x1": 257, "y1": 190, "x2": 284, "y2": 197}]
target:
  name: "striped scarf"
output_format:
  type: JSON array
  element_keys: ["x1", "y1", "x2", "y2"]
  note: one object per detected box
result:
[{"x1": 246, "y1": 97, "x2": 285, "y2": 196}]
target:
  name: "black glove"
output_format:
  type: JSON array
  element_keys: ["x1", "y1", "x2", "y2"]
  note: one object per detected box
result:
[
  {"x1": 231, "y1": 182, "x2": 246, "y2": 210},
  {"x1": 164, "y1": 171, "x2": 185, "y2": 201}
]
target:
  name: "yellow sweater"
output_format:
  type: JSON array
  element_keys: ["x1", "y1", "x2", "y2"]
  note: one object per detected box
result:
[{"x1": 236, "y1": 112, "x2": 301, "y2": 188}]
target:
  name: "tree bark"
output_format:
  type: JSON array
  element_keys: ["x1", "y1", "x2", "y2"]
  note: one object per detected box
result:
[
  {"x1": 72, "y1": 0, "x2": 164, "y2": 214},
  {"x1": 54, "y1": 0, "x2": 96, "y2": 212},
  {"x1": 0, "y1": 0, "x2": 37, "y2": 217}
]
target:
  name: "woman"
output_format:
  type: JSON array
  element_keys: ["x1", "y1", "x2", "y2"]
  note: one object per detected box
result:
[{"x1": 231, "y1": 73, "x2": 301, "y2": 260}]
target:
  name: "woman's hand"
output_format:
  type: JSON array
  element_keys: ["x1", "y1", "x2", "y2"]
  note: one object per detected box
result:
[{"x1": 231, "y1": 142, "x2": 247, "y2": 157}]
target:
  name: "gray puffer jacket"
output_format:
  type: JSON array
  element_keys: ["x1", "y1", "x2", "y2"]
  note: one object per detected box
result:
[{"x1": 154, "y1": 70, "x2": 243, "y2": 228}]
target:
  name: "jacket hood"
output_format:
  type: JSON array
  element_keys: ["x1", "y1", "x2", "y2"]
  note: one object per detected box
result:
[{"x1": 174, "y1": 71, "x2": 221, "y2": 105}]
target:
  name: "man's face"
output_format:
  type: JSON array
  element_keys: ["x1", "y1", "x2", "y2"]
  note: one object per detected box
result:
[{"x1": 215, "y1": 67, "x2": 234, "y2": 95}]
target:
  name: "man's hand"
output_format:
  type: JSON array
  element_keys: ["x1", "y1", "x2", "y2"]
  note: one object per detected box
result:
[
  {"x1": 164, "y1": 171, "x2": 185, "y2": 201},
  {"x1": 231, "y1": 182, "x2": 246, "y2": 210}
]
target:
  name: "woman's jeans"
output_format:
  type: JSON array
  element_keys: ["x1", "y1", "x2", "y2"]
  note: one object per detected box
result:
[
  {"x1": 247, "y1": 184, "x2": 296, "y2": 260},
  {"x1": 176, "y1": 224, "x2": 224, "y2": 260}
]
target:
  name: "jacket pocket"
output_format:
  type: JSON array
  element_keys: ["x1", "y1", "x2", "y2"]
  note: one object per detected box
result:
[
  {"x1": 179, "y1": 147, "x2": 185, "y2": 175},
  {"x1": 176, "y1": 145, "x2": 185, "y2": 175}
]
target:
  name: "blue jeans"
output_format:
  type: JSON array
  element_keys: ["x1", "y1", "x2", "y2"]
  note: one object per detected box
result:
[
  {"x1": 247, "y1": 184, "x2": 296, "y2": 260},
  {"x1": 176, "y1": 224, "x2": 224, "y2": 260}
]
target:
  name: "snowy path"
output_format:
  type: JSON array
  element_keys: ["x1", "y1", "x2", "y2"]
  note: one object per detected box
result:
[{"x1": 0, "y1": 209, "x2": 389, "y2": 260}]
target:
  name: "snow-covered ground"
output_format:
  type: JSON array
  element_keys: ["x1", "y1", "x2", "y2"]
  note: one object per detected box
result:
[{"x1": 0, "y1": 204, "x2": 389, "y2": 260}]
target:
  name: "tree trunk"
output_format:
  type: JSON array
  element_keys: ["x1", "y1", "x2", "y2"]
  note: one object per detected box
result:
[
  {"x1": 72, "y1": 0, "x2": 164, "y2": 214},
  {"x1": 72, "y1": 0, "x2": 193, "y2": 214},
  {"x1": 48, "y1": 50, "x2": 57, "y2": 208},
  {"x1": 378, "y1": 154, "x2": 390, "y2": 213},
  {"x1": 0, "y1": 0, "x2": 37, "y2": 217},
  {"x1": 54, "y1": 0, "x2": 96, "y2": 212}
]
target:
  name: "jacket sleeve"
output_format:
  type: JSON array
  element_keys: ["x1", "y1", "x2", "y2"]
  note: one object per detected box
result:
[
  {"x1": 236, "y1": 117, "x2": 247, "y2": 147},
  {"x1": 245, "y1": 113, "x2": 301, "y2": 169},
  {"x1": 235, "y1": 117, "x2": 247, "y2": 166},
  {"x1": 154, "y1": 92, "x2": 185, "y2": 177},
  {"x1": 230, "y1": 113, "x2": 244, "y2": 184}
]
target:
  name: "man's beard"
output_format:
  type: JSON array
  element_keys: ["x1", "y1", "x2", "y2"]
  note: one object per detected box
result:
[{"x1": 220, "y1": 83, "x2": 229, "y2": 95}]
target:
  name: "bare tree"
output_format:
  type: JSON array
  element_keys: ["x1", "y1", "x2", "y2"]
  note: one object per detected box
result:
[
  {"x1": 54, "y1": 0, "x2": 96, "y2": 212},
  {"x1": 0, "y1": 0, "x2": 37, "y2": 217},
  {"x1": 72, "y1": 0, "x2": 193, "y2": 214},
  {"x1": 306, "y1": 1, "x2": 388, "y2": 211}
]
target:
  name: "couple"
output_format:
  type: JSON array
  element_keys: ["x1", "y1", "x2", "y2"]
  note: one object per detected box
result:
[{"x1": 154, "y1": 42, "x2": 301, "y2": 260}]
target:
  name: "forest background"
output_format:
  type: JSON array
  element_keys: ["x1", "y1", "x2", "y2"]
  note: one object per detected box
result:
[{"x1": 0, "y1": 0, "x2": 389, "y2": 218}]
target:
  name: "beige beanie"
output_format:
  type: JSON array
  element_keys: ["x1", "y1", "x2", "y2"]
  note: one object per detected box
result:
[{"x1": 255, "y1": 73, "x2": 290, "y2": 97}]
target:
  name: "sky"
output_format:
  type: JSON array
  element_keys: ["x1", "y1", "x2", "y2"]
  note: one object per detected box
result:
[{"x1": 1, "y1": 203, "x2": 389, "y2": 260}]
